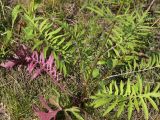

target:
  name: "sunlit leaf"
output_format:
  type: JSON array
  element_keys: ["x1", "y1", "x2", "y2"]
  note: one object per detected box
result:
[
  {"x1": 103, "y1": 99, "x2": 118, "y2": 116},
  {"x1": 140, "y1": 97, "x2": 148, "y2": 120},
  {"x1": 92, "y1": 68, "x2": 100, "y2": 78}
]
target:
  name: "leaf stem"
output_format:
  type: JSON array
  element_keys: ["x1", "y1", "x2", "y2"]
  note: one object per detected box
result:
[
  {"x1": 84, "y1": 3, "x2": 124, "y2": 97},
  {"x1": 103, "y1": 65, "x2": 160, "y2": 80}
]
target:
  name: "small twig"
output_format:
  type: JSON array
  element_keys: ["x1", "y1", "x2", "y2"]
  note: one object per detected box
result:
[
  {"x1": 103, "y1": 66, "x2": 160, "y2": 80},
  {"x1": 146, "y1": 0, "x2": 156, "y2": 12},
  {"x1": 151, "y1": 17, "x2": 160, "y2": 27},
  {"x1": 149, "y1": 114, "x2": 154, "y2": 120}
]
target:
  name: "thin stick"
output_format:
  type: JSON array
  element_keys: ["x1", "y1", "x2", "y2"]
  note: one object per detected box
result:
[
  {"x1": 151, "y1": 18, "x2": 160, "y2": 27},
  {"x1": 103, "y1": 65, "x2": 160, "y2": 80},
  {"x1": 146, "y1": 0, "x2": 156, "y2": 12}
]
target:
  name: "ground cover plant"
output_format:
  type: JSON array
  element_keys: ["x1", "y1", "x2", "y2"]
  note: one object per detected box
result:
[{"x1": 0, "y1": 0, "x2": 160, "y2": 120}]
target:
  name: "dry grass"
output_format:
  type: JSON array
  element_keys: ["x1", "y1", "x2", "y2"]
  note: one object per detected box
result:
[{"x1": 0, "y1": 68, "x2": 59, "y2": 120}]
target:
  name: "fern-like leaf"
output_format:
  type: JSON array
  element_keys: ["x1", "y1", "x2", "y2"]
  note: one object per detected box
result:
[{"x1": 91, "y1": 75, "x2": 160, "y2": 120}]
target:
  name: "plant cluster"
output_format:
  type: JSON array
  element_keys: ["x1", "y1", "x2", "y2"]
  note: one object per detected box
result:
[{"x1": 0, "y1": 0, "x2": 160, "y2": 120}]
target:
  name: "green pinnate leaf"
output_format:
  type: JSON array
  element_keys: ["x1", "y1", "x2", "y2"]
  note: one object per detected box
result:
[
  {"x1": 120, "y1": 81, "x2": 124, "y2": 95},
  {"x1": 128, "y1": 99, "x2": 133, "y2": 120},
  {"x1": 117, "y1": 102, "x2": 125, "y2": 117},
  {"x1": 125, "y1": 79, "x2": 131, "y2": 95},
  {"x1": 153, "y1": 83, "x2": 160, "y2": 93},
  {"x1": 140, "y1": 97, "x2": 148, "y2": 120},
  {"x1": 137, "y1": 75, "x2": 142, "y2": 94},
  {"x1": 72, "y1": 111, "x2": 84, "y2": 120},
  {"x1": 32, "y1": 40, "x2": 43, "y2": 51},
  {"x1": 92, "y1": 97, "x2": 113, "y2": 108},
  {"x1": 109, "y1": 81, "x2": 114, "y2": 94},
  {"x1": 92, "y1": 68, "x2": 100, "y2": 78},
  {"x1": 65, "y1": 107, "x2": 84, "y2": 120},
  {"x1": 12, "y1": 5, "x2": 21, "y2": 27},
  {"x1": 43, "y1": 46, "x2": 49, "y2": 59},
  {"x1": 134, "y1": 97, "x2": 140, "y2": 112},
  {"x1": 148, "y1": 93, "x2": 160, "y2": 97},
  {"x1": 114, "y1": 82, "x2": 119, "y2": 95},
  {"x1": 97, "y1": 60, "x2": 106, "y2": 65},
  {"x1": 147, "y1": 97, "x2": 159, "y2": 111},
  {"x1": 39, "y1": 19, "x2": 49, "y2": 32},
  {"x1": 103, "y1": 98, "x2": 118, "y2": 116}
]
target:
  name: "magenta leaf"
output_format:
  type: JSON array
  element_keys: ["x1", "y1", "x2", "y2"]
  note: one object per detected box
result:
[
  {"x1": 27, "y1": 51, "x2": 58, "y2": 81},
  {"x1": 0, "y1": 60, "x2": 17, "y2": 69},
  {"x1": 40, "y1": 52, "x2": 45, "y2": 64},
  {"x1": 33, "y1": 96, "x2": 61, "y2": 120},
  {"x1": 31, "y1": 69, "x2": 42, "y2": 80},
  {"x1": 0, "y1": 45, "x2": 31, "y2": 69},
  {"x1": 35, "y1": 110, "x2": 60, "y2": 120},
  {"x1": 0, "y1": 45, "x2": 64, "y2": 90},
  {"x1": 0, "y1": 45, "x2": 66, "y2": 119},
  {"x1": 27, "y1": 61, "x2": 36, "y2": 73}
]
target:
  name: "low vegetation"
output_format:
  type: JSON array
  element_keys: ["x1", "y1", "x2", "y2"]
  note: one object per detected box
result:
[{"x1": 0, "y1": 0, "x2": 160, "y2": 120}]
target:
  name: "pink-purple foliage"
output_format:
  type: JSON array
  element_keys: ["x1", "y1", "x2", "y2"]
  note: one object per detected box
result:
[
  {"x1": 0, "y1": 45, "x2": 30, "y2": 69},
  {"x1": 0, "y1": 45, "x2": 64, "y2": 120},
  {"x1": 0, "y1": 45, "x2": 58, "y2": 82},
  {"x1": 33, "y1": 96, "x2": 62, "y2": 120}
]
